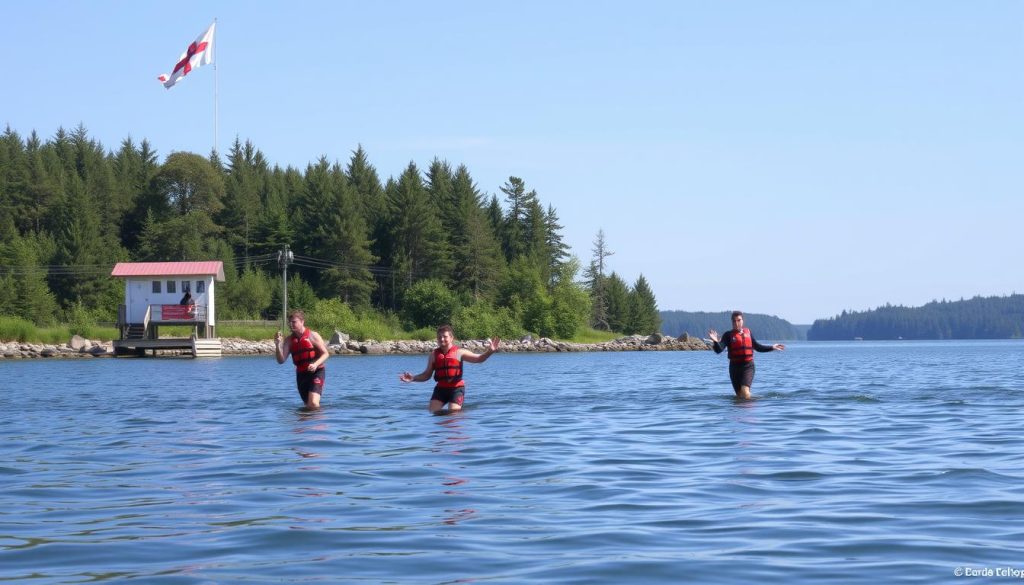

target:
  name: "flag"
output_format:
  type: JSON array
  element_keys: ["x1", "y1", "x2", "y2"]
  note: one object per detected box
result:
[{"x1": 157, "y1": 22, "x2": 215, "y2": 89}]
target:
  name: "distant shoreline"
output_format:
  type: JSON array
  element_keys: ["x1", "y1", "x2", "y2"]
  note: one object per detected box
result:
[{"x1": 0, "y1": 333, "x2": 709, "y2": 360}]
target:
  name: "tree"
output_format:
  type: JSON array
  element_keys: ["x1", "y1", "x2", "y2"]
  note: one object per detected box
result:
[
  {"x1": 605, "y1": 271, "x2": 630, "y2": 333},
  {"x1": 401, "y1": 278, "x2": 458, "y2": 329},
  {"x1": 320, "y1": 163, "x2": 377, "y2": 307},
  {"x1": 153, "y1": 151, "x2": 225, "y2": 217},
  {"x1": 449, "y1": 165, "x2": 504, "y2": 301},
  {"x1": 385, "y1": 162, "x2": 452, "y2": 288},
  {"x1": 0, "y1": 233, "x2": 58, "y2": 324},
  {"x1": 549, "y1": 257, "x2": 591, "y2": 338},
  {"x1": 220, "y1": 138, "x2": 266, "y2": 259},
  {"x1": 498, "y1": 176, "x2": 538, "y2": 261},
  {"x1": 222, "y1": 267, "x2": 273, "y2": 319},
  {"x1": 584, "y1": 229, "x2": 614, "y2": 330},
  {"x1": 626, "y1": 274, "x2": 660, "y2": 334}
]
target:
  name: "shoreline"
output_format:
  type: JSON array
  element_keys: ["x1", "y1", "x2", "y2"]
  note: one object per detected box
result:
[{"x1": 0, "y1": 333, "x2": 709, "y2": 360}]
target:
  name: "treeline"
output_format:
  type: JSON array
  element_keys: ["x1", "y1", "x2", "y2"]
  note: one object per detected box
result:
[
  {"x1": 0, "y1": 125, "x2": 661, "y2": 338},
  {"x1": 659, "y1": 311, "x2": 800, "y2": 340},
  {"x1": 807, "y1": 295, "x2": 1024, "y2": 340}
]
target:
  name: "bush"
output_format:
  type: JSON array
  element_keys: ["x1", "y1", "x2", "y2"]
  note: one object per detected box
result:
[
  {"x1": 0, "y1": 316, "x2": 37, "y2": 342},
  {"x1": 453, "y1": 302, "x2": 523, "y2": 340},
  {"x1": 401, "y1": 279, "x2": 458, "y2": 329},
  {"x1": 308, "y1": 299, "x2": 403, "y2": 341}
]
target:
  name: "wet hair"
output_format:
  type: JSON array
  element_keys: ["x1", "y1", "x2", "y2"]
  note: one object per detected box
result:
[
  {"x1": 437, "y1": 324, "x2": 455, "y2": 337},
  {"x1": 731, "y1": 311, "x2": 744, "y2": 320},
  {"x1": 288, "y1": 309, "x2": 306, "y2": 322}
]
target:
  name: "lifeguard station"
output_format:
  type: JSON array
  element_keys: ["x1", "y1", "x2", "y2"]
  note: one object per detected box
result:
[{"x1": 111, "y1": 261, "x2": 226, "y2": 357}]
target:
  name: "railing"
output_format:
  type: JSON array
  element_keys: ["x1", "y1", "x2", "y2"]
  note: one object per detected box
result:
[{"x1": 151, "y1": 304, "x2": 208, "y2": 322}]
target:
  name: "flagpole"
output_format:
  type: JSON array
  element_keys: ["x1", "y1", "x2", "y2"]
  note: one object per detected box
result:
[{"x1": 213, "y1": 17, "x2": 219, "y2": 157}]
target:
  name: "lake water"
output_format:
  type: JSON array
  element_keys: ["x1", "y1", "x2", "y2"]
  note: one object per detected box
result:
[{"x1": 2, "y1": 340, "x2": 1023, "y2": 583}]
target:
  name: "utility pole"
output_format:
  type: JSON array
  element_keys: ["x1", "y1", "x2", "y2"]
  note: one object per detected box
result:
[{"x1": 278, "y1": 244, "x2": 294, "y2": 331}]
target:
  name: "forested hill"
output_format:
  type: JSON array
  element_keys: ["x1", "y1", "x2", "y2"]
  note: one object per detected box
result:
[
  {"x1": 807, "y1": 295, "x2": 1024, "y2": 340},
  {"x1": 659, "y1": 311, "x2": 801, "y2": 341}
]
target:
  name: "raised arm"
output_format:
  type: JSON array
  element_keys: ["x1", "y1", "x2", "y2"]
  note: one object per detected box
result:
[
  {"x1": 707, "y1": 329, "x2": 725, "y2": 354},
  {"x1": 274, "y1": 331, "x2": 290, "y2": 364},
  {"x1": 461, "y1": 337, "x2": 500, "y2": 364}
]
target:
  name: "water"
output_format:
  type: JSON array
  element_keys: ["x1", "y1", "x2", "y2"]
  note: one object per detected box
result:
[{"x1": 2, "y1": 341, "x2": 1023, "y2": 583}]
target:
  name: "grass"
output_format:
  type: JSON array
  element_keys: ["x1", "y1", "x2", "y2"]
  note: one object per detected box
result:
[
  {"x1": 563, "y1": 327, "x2": 623, "y2": 344},
  {"x1": 0, "y1": 316, "x2": 118, "y2": 344}
]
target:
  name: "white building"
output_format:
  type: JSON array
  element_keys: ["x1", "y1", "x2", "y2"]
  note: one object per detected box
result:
[{"x1": 110, "y1": 261, "x2": 226, "y2": 356}]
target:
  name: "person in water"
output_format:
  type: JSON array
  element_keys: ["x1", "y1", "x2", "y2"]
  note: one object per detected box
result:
[
  {"x1": 399, "y1": 324, "x2": 500, "y2": 413},
  {"x1": 708, "y1": 310, "x2": 785, "y2": 399},
  {"x1": 275, "y1": 309, "x2": 329, "y2": 408}
]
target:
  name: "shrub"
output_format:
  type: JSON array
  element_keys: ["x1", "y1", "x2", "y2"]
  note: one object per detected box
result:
[{"x1": 401, "y1": 279, "x2": 458, "y2": 329}]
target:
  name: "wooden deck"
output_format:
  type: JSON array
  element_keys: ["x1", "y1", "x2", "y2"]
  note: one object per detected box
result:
[{"x1": 113, "y1": 337, "x2": 222, "y2": 358}]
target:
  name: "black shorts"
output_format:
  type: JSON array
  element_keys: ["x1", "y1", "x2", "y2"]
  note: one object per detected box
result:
[
  {"x1": 729, "y1": 361, "x2": 755, "y2": 390},
  {"x1": 430, "y1": 385, "x2": 465, "y2": 406},
  {"x1": 296, "y1": 368, "x2": 325, "y2": 403}
]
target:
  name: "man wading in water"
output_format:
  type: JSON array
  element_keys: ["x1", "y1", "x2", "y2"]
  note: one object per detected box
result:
[
  {"x1": 275, "y1": 310, "x2": 329, "y2": 408},
  {"x1": 399, "y1": 324, "x2": 499, "y2": 414},
  {"x1": 708, "y1": 311, "x2": 785, "y2": 399}
]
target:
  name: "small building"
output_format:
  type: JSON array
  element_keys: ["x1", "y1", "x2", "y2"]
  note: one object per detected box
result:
[{"x1": 111, "y1": 261, "x2": 226, "y2": 357}]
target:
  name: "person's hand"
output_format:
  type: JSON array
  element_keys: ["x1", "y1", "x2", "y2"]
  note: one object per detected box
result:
[
  {"x1": 399, "y1": 372, "x2": 413, "y2": 383},
  {"x1": 707, "y1": 329, "x2": 720, "y2": 343},
  {"x1": 488, "y1": 337, "x2": 500, "y2": 353},
  {"x1": 307, "y1": 363, "x2": 318, "y2": 372},
  {"x1": 773, "y1": 343, "x2": 786, "y2": 351},
  {"x1": 274, "y1": 331, "x2": 283, "y2": 345}
]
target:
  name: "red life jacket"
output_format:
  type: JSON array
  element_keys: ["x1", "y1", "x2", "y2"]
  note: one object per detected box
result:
[
  {"x1": 727, "y1": 328, "x2": 754, "y2": 363},
  {"x1": 290, "y1": 328, "x2": 321, "y2": 372},
  {"x1": 433, "y1": 345, "x2": 464, "y2": 388}
]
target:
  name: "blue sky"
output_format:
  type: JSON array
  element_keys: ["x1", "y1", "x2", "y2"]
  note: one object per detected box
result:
[{"x1": 4, "y1": 1, "x2": 1021, "y2": 324}]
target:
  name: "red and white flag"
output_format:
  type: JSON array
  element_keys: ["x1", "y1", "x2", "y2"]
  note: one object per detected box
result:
[{"x1": 157, "y1": 22, "x2": 215, "y2": 89}]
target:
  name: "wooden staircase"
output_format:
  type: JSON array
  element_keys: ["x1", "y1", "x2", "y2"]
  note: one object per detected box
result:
[
  {"x1": 126, "y1": 324, "x2": 146, "y2": 339},
  {"x1": 191, "y1": 338, "x2": 223, "y2": 357}
]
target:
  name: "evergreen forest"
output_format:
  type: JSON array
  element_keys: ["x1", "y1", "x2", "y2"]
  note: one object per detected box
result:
[
  {"x1": 659, "y1": 311, "x2": 800, "y2": 341},
  {"x1": 807, "y1": 295, "x2": 1024, "y2": 340},
  {"x1": 0, "y1": 125, "x2": 662, "y2": 340}
]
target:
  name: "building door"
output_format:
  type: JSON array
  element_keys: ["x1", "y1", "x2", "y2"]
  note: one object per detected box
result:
[{"x1": 128, "y1": 281, "x2": 150, "y2": 322}]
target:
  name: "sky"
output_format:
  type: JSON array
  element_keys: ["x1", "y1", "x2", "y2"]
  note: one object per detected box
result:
[{"x1": 3, "y1": 1, "x2": 1021, "y2": 324}]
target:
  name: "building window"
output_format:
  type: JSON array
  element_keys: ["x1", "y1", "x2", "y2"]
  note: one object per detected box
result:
[
  {"x1": 167, "y1": 280, "x2": 176, "y2": 294},
  {"x1": 196, "y1": 280, "x2": 206, "y2": 294},
  {"x1": 182, "y1": 281, "x2": 191, "y2": 293},
  {"x1": 152, "y1": 281, "x2": 161, "y2": 293}
]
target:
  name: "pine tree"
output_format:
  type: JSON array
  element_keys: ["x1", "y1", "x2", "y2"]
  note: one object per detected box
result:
[
  {"x1": 584, "y1": 229, "x2": 614, "y2": 330},
  {"x1": 450, "y1": 166, "x2": 504, "y2": 301},
  {"x1": 385, "y1": 162, "x2": 452, "y2": 290},
  {"x1": 319, "y1": 163, "x2": 377, "y2": 307},
  {"x1": 605, "y1": 271, "x2": 630, "y2": 333},
  {"x1": 626, "y1": 274, "x2": 660, "y2": 334}
]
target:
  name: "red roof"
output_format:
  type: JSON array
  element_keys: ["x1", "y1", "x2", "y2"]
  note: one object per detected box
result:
[{"x1": 111, "y1": 261, "x2": 226, "y2": 281}]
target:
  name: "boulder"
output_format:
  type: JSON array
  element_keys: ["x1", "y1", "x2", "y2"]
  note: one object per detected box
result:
[
  {"x1": 328, "y1": 330, "x2": 350, "y2": 346},
  {"x1": 69, "y1": 335, "x2": 90, "y2": 351}
]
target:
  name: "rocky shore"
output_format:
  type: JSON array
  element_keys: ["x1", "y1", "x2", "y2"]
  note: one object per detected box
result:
[{"x1": 1, "y1": 332, "x2": 708, "y2": 359}]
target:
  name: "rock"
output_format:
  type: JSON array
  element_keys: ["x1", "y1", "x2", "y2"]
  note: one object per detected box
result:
[
  {"x1": 646, "y1": 333, "x2": 663, "y2": 344},
  {"x1": 328, "y1": 330, "x2": 350, "y2": 345},
  {"x1": 69, "y1": 335, "x2": 90, "y2": 351},
  {"x1": 679, "y1": 332, "x2": 690, "y2": 342}
]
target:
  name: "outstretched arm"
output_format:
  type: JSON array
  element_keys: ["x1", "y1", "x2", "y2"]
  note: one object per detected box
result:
[
  {"x1": 751, "y1": 335, "x2": 785, "y2": 352},
  {"x1": 400, "y1": 354, "x2": 435, "y2": 383},
  {"x1": 461, "y1": 337, "x2": 500, "y2": 364}
]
